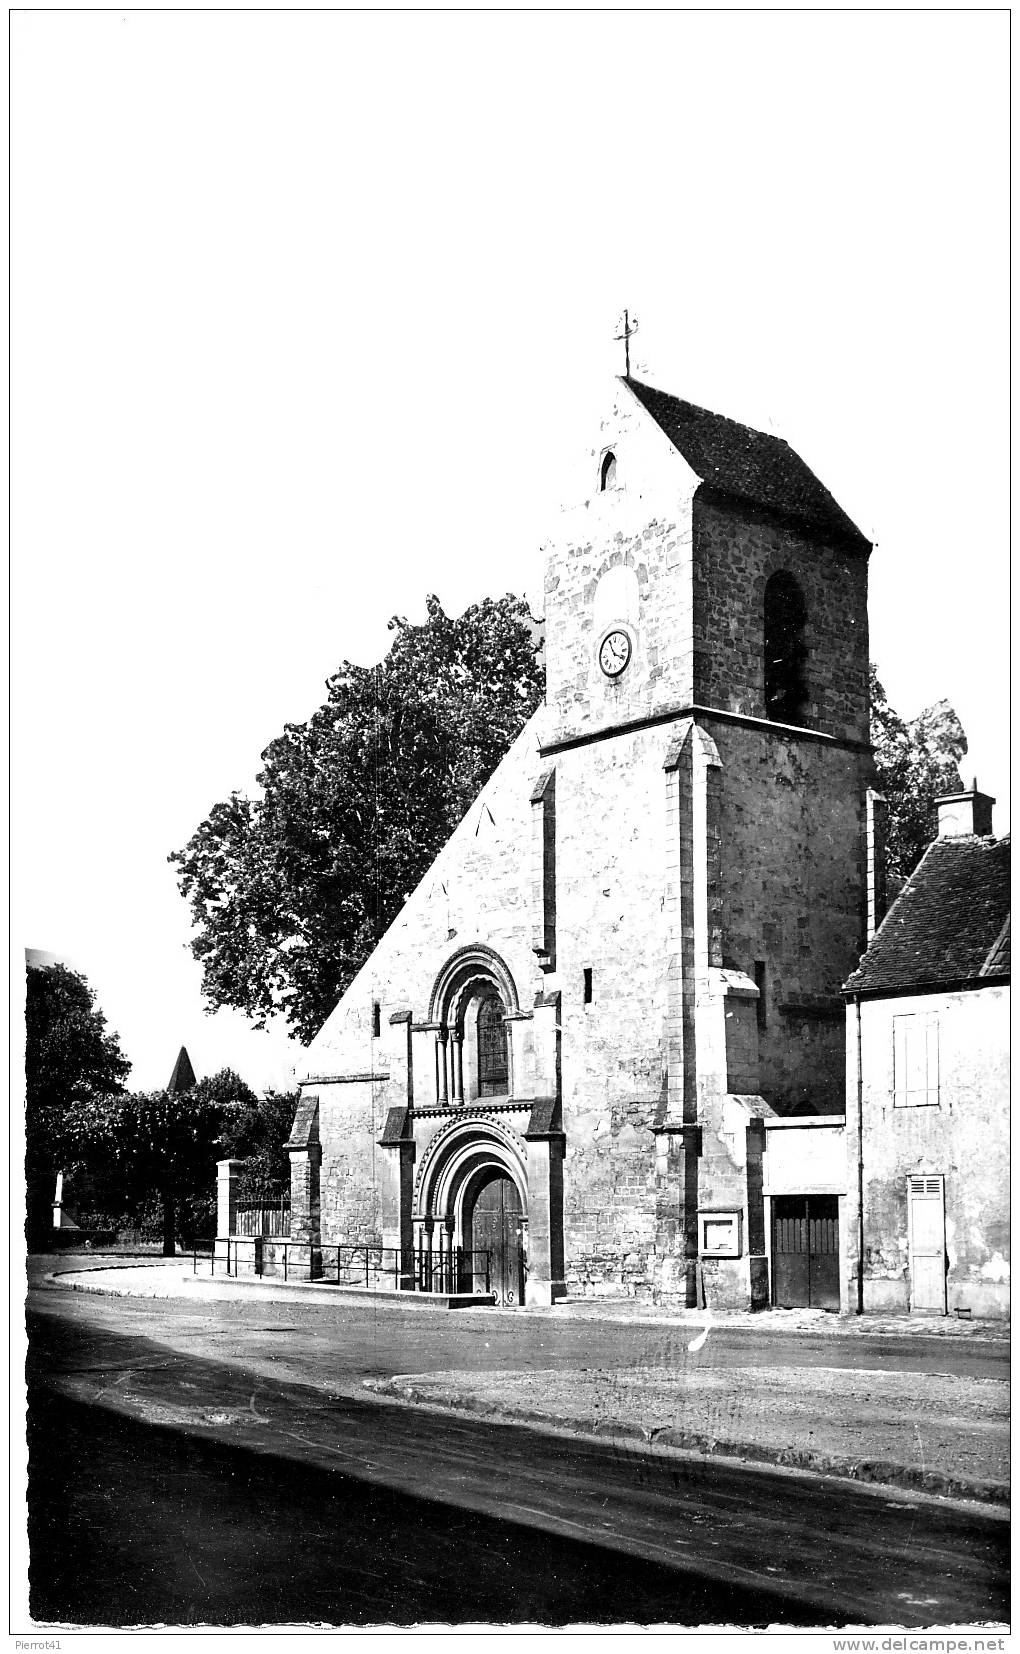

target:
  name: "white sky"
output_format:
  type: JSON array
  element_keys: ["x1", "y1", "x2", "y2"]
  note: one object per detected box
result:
[{"x1": 11, "y1": 11, "x2": 1009, "y2": 1095}]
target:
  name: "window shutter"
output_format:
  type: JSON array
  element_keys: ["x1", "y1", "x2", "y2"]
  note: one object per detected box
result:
[
  {"x1": 924, "y1": 1015, "x2": 940, "y2": 1106},
  {"x1": 893, "y1": 1013, "x2": 940, "y2": 1107},
  {"x1": 894, "y1": 1018, "x2": 909, "y2": 1105}
]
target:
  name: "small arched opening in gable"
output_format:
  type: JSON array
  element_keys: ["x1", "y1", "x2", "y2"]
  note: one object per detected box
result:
[
  {"x1": 599, "y1": 450, "x2": 617, "y2": 491},
  {"x1": 764, "y1": 571, "x2": 808, "y2": 725}
]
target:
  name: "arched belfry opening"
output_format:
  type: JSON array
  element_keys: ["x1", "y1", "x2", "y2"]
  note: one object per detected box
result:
[
  {"x1": 764, "y1": 570, "x2": 808, "y2": 724},
  {"x1": 599, "y1": 450, "x2": 617, "y2": 491}
]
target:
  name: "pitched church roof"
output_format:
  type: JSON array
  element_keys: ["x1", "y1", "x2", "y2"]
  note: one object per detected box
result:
[
  {"x1": 624, "y1": 377, "x2": 870, "y2": 549},
  {"x1": 166, "y1": 1045, "x2": 197, "y2": 1095},
  {"x1": 843, "y1": 834, "x2": 1011, "y2": 996}
]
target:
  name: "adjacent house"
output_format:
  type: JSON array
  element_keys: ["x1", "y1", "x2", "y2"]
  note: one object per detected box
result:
[{"x1": 842, "y1": 787, "x2": 1010, "y2": 1318}]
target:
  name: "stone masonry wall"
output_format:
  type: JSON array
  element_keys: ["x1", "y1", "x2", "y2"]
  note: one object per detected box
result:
[
  {"x1": 554, "y1": 726, "x2": 673, "y2": 1298},
  {"x1": 316, "y1": 1077, "x2": 386, "y2": 1247},
  {"x1": 542, "y1": 380, "x2": 700, "y2": 750},
  {"x1": 544, "y1": 503, "x2": 694, "y2": 750},
  {"x1": 693, "y1": 491, "x2": 871, "y2": 746},
  {"x1": 709, "y1": 720, "x2": 872, "y2": 1114}
]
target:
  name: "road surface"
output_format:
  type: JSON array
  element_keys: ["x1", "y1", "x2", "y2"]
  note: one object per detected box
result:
[{"x1": 22, "y1": 1278, "x2": 1010, "y2": 1629}]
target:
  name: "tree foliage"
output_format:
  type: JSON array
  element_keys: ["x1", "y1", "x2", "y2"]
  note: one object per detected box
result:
[
  {"x1": 170, "y1": 594, "x2": 545, "y2": 1042},
  {"x1": 870, "y1": 667, "x2": 967, "y2": 881},
  {"x1": 219, "y1": 1087, "x2": 299, "y2": 1200},
  {"x1": 26, "y1": 963, "x2": 131, "y2": 1116},
  {"x1": 61, "y1": 1066, "x2": 262, "y2": 1254},
  {"x1": 24, "y1": 962, "x2": 293, "y2": 1250},
  {"x1": 25, "y1": 964, "x2": 131, "y2": 1242}
]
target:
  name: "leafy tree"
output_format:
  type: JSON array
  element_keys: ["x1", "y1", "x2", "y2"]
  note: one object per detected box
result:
[
  {"x1": 170, "y1": 594, "x2": 544, "y2": 1042},
  {"x1": 220, "y1": 1087, "x2": 299, "y2": 1201},
  {"x1": 61, "y1": 1066, "x2": 260, "y2": 1255},
  {"x1": 25, "y1": 964, "x2": 131, "y2": 1245},
  {"x1": 870, "y1": 667, "x2": 967, "y2": 881}
]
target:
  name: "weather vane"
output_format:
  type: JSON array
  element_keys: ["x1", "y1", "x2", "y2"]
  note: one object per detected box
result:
[{"x1": 614, "y1": 309, "x2": 639, "y2": 378}]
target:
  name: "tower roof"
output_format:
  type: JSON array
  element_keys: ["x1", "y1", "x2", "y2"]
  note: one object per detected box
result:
[
  {"x1": 624, "y1": 377, "x2": 870, "y2": 550},
  {"x1": 166, "y1": 1045, "x2": 197, "y2": 1096}
]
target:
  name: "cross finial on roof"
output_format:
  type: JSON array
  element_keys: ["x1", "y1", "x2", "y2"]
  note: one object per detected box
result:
[{"x1": 614, "y1": 309, "x2": 639, "y2": 378}]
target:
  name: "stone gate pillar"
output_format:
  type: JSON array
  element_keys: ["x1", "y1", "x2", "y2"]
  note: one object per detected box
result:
[{"x1": 215, "y1": 1158, "x2": 242, "y2": 1266}]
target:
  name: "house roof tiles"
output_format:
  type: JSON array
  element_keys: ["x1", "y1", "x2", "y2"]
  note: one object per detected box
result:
[
  {"x1": 981, "y1": 915, "x2": 1011, "y2": 978},
  {"x1": 843, "y1": 834, "x2": 1011, "y2": 996}
]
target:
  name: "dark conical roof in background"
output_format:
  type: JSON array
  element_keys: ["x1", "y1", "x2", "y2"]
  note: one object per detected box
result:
[
  {"x1": 166, "y1": 1046, "x2": 197, "y2": 1096},
  {"x1": 624, "y1": 376, "x2": 870, "y2": 550}
]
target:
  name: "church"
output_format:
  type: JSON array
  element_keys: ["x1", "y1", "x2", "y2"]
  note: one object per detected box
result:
[{"x1": 286, "y1": 372, "x2": 882, "y2": 1311}]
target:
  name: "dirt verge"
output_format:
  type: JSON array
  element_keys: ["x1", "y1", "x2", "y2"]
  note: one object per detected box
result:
[{"x1": 364, "y1": 1362, "x2": 1009, "y2": 1506}]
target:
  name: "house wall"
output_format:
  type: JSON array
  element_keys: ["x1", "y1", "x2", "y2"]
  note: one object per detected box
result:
[{"x1": 844, "y1": 985, "x2": 1010, "y2": 1317}]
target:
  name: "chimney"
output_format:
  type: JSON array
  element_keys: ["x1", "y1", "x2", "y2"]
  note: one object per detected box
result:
[{"x1": 936, "y1": 780, "x2": 995, "y2": 839}]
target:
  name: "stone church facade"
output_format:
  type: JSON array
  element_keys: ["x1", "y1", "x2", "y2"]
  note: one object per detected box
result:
[{"x1": 289, "y1": 375, "x2": 880, "y2": 1310}]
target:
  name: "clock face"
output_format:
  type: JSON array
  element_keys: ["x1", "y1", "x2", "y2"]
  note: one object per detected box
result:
[{"x1": 598, "y1": 628, "x2": 632, "y2": 678}]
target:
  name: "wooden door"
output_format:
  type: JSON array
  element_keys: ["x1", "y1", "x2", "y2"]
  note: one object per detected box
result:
[
  {"x1": 468, "y1": 1172, "x2": 525, "y2": 1306},
  {"x1": 908, "y1": 1175, "x2": 946, "y2": 1313},
  {"x1": 771, "y1": 1195, "x2": 840, "y2": 1311}
]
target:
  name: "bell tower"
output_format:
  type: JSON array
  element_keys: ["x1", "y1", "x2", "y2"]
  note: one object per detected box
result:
[
  {"x1": 543, "y1": 376, "x2": 870, "y2": 753},
  {"x1": 542, "y1": 377, "x2": 700, "y2": 748},
  {"x1": 539, "y1": 375, "x2": 874, "y2": 1116}
]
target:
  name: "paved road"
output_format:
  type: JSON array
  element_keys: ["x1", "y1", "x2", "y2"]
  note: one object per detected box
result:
[
  {"x1": 32, "y1": 1271, "x2": 1012, "y2": 1385},
  {"x1": 24, "y1": 1284, "x2": 1009, "y2": 1629}
]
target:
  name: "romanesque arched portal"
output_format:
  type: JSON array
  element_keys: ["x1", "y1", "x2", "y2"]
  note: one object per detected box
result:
[{"x1": 412, "y1": 1113, "x2": 529, "y2": 1305}]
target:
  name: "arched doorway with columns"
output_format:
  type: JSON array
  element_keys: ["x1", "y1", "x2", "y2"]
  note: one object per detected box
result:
[
  {"x1": 413, "y1": 1115, "x2": 529, "y2": 1305},
  {"x1": 391, "y1": 944, "x2": 566, "y2": 1307}
]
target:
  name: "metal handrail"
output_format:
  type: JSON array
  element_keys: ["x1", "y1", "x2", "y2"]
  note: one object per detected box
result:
[{"x1": 191, "y1": 1238, "x2": 493, "y2": 1294}]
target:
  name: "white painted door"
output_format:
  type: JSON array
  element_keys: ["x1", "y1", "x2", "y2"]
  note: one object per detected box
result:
[{"x1": 907, "y1": 1175, "x2": 946, "y2": 1313}]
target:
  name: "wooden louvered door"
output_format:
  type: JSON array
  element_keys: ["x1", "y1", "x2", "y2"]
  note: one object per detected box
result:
[
  {"x1": 907, "y1": 1175, "x2": 946, "y2": 1313},
  {"x1": 771, "y1": 1195, "x2": 840, "y2": 1311}
]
